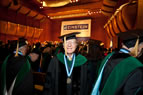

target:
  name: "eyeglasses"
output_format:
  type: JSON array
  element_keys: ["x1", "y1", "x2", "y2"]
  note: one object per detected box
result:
[{"x1": 66, "y1": 41, "x2": 77, "y2": 45}]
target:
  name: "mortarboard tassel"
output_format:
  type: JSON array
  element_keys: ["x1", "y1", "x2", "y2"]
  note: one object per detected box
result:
[
  {"x1": 15, "y1": 40, "x2": 19, "y2": 57},
  {"x1": 64, "y1": 36, "x2": 67, "y2": 56},
  {"x1": 86, "y1": 44, "x2": 89, "y2": 54},
  {"x1": 130, "y1": 37, "x2": 139, "y2": 57}
]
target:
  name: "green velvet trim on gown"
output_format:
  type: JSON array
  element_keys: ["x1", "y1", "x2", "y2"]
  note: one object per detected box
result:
[
  {"x1": 97, "y1": 52, "x2": 143, "y2": 95},
  {"x1": 57, "y1": 53, "x2": 87, "y2": 67}
]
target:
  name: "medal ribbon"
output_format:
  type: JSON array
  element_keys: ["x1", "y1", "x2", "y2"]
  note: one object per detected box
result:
[
  {"x1": 120, "y1": 48, "x2": 130, "y2": 54},
  {"x1": 64, "y1": 54, "x2": 75, "y2": 77},
  {"x1": 13, "y1": 51, "x2": 23, "y2": 56}
]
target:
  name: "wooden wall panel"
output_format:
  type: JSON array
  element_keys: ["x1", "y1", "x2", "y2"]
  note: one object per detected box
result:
[
  {"x1": 91, "y1": 17, "x2": 110, "y2": 48},
  {"x1": 25, "y1": 26, "x2": 34, "y2": 38},
  {"x1": 51, "y1": 20, "x2": 61, "y2": 41},
  {"x1": 0, "y1": 21, "x2": 7, "y2": 34},
  {"x1": 40, "y1": 19, "x2": 52, "y2": 42},
  {"x1": 16, "y1": 24, "x2": 27, "y2": 36},
  {"x1": 0, "y1": 6, "x2": 41, "y2": 43},
  {"x1": 33, "y1": 28, "x2": 42, "y2": 38},
  {"x1": 7, "y1": 22, "x2": 17, "y2": 35}
]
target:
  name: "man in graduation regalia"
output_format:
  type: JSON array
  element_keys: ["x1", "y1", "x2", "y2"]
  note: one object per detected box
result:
[
  {"x1": 43, "y1": 32, "x2": 95, "y2": 95},
  {"x1": 0, "y1": 37, "x2": 33, "y2": 95},
  {"x1": 91, "y1": 29, "x2": 143, "y2": 95}
]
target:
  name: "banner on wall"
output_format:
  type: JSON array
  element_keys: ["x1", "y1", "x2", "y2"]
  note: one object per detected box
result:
[
  {"x1": 61, "y1": 19, "x2": 91, "y2": 37},
  {"x1": 16, "y1": 24, "x2": 27, "y2": 36},
  {"x1": 0, "y1": 21, "x2": 8, "y2": 34},
  {"x1": 25, "y1": 26, "x2": 34, "y2": 37}
]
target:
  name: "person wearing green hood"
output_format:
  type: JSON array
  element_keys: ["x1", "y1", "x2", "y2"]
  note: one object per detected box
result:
[
  {"x1": 43, "y1": 32, "x2": 95, "y2": 95},
  {"x1": 91, "y1": 29, "x2": 143, "y2": 95},
  {"x1": 0, "y1": 37, "x2": 33, "y2": 95}
]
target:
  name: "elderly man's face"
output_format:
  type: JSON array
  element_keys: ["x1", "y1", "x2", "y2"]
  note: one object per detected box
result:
[
  {"x1": 64, "y1": 39, "x2": 77, "y2": 55},
  {"x1": 137, "y1": 42, "x2": 143, "y2": 57},
  {"x1": 19, "y1": 45, "x2": 28, "y2": 56},
  {"x1": 29, "y1": 53, "x2": 39, "y2": 62}
]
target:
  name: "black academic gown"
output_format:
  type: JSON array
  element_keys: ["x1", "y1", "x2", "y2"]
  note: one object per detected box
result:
[
  {"x1": 0, "y1": 54, "x2": 34, "y2": 95},
  {"x1": 41, "y1": 52, "x2": 52, "y2": 73},
  {"x1": 99, "y1": 51, "x2": 143, "y2": 95},
  {"x1": 43, "y1": 53, "x2": 95, "y2": 95}
]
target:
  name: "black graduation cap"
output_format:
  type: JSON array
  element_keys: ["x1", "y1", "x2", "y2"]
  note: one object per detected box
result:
[
  {"x1": 18, "y1": 37, "x2": 27, "y2": 47},
  {"x1": 10, "y1": 37, "x2": 28, "y2": 56},
  {"x1": 88, "y1": 39, "x2": 102, "y2": 46},
  {"x1": 45, "y1": 42, "x2": 52, "y2": 47},
  {"x1": 58, "y1": 32, "x2": 80, "y2": 41},
  {"x1": 117, "y1": 29, "x2": 143, "y2": 48},
  {"x1": 35, "y1": 42, "x2": 41, "y2": 48},
  {"x1": 10, "y1": 38, "x2": 27, "y2": 50},
  {"x1": 31, "y1": 48, "x2": 41, "y2": 55},
  {"x1": 58, "y1": 32, "x2": 80, "y2": 56}
]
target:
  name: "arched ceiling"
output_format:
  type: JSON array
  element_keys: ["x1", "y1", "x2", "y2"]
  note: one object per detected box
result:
[
  {"x1": 0, "y1": 0, "x2": 129, "y2": 20},
  {"x1": 20, "y1": 0, "x2": 104, "y2": 19}
]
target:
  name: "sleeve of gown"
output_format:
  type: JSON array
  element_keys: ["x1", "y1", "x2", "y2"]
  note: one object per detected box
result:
[
  {"x1": 43, "y1": 57, "x2": 57, "y2": 95},
  {"x1": 122, "y1": 68, "x2": 143, "y2": 95}
]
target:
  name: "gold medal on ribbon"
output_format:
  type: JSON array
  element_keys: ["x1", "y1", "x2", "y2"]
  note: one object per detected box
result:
[{"x1": 67, "y1": 77, "x2": 71, "y2": 84}]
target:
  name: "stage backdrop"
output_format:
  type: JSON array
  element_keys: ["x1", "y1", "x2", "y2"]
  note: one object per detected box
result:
[{"x1": 61, "y1": 19, "x2": 91, "y2": 37}]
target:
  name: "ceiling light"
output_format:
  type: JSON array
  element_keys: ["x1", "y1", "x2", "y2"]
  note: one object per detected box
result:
[
  {"x1": 50, "y1": 13, "x2": 88, "y2": 19},
  {"x1": 42, "y1": 0, "x2": 70, "y2": 7},
  {"x1": 40, "y1": 6, "x2": 43, "y2": 9}
]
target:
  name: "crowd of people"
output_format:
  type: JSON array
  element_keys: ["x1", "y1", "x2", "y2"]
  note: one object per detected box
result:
[
  {"x1": 0, "y1": 37, "x2": 108, "y2": 73},
  {"x1": 0, "y1": 29, "x2": 143, "y2": 95}
]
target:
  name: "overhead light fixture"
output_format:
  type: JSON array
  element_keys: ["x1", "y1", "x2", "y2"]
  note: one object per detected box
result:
[
  {"x1": 40, "y1": 6, "x2": 43, "y2": 9},
  {"x1": 50, "y1": 13, "x2": 88, "y2": 19},
  {"x1": 47, "y1": 9, "x2": 101, "y2": 19},
  {"x1": 70, "y1": 0, "x2": 79, "y2": 3},
  {"x1": 37, "y1": 0, "x2": 70, "y2": 7},
  {"x1": 100, "y1": 42, "x2": 104, "y2": 46},
  {"x1": 88, "y1": 9, "x2": 102, "y2": 15}
]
